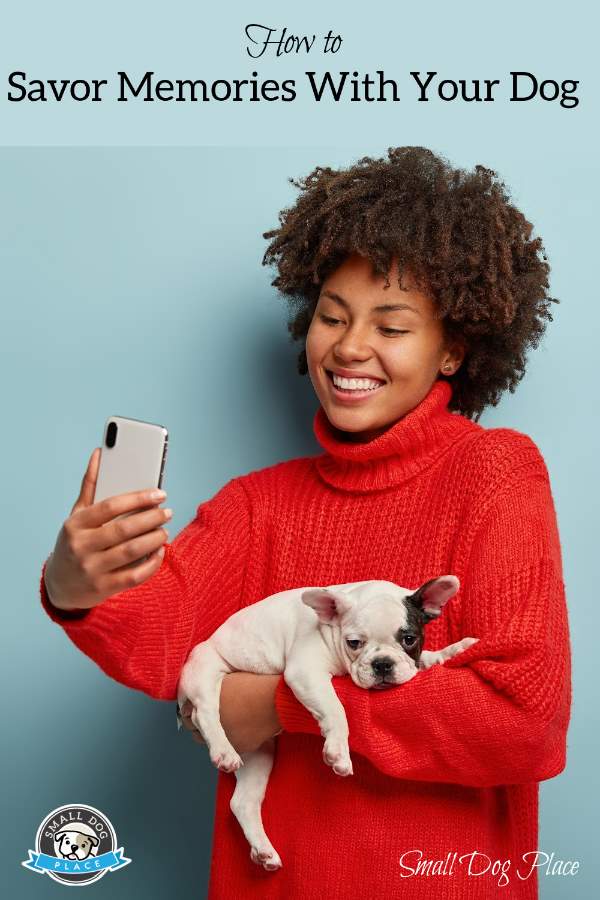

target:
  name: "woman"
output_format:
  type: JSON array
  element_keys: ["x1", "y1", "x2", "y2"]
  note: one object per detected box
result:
[{"x1": 41, "y1": 146, "x2": 571, "y2": 899}]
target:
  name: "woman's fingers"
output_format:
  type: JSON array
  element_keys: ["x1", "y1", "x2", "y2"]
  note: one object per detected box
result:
[{"x1": 179, "y1": 701, "x2": 206, "y2": 744}]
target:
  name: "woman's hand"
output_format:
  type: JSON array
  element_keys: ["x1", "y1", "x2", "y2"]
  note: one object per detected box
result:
[
  {"x1": 44, "y1": 447, "x2": 170, "y2": 613},
  {"x1": 179, "y1": 672, "x2": 282, "y2": 754}
]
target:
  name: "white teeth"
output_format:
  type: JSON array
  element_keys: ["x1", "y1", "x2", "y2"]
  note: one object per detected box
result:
[{"x1": 332, "y1": 373, "x2": 383, "y2": 391}]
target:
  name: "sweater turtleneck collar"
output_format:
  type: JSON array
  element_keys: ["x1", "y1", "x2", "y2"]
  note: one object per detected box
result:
[{"x1": 312, "y1": 379, "x2": 480, "y2": 492}]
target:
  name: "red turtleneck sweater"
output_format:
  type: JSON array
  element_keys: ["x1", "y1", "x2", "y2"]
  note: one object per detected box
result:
[{"x1": 40, "y1": 380, "x2": 571, "y2": 899}]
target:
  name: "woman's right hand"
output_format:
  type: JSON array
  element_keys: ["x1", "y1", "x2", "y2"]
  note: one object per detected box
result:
[{"x1": 43, "y1": 447, "x2": 172, "y2": 613}]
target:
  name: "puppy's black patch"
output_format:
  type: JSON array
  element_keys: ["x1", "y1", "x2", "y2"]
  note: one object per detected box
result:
[{"x1": 395, "y1": 602, "x2": 425, "y2": 664}]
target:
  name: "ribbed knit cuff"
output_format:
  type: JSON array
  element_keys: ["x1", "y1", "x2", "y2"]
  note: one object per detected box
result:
[{"x1": 40, "y1": 559, "x2": 91, "y2": 624}]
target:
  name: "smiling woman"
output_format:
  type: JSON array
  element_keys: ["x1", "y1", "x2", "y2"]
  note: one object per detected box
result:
[
  {"x1": 40, "y1": 145, "x2": 570, "y2": 900},
  {"x1": 305, "y1": 255, "x2": 467, "y2": 441},
  {"x1": 263, "y1": 145, "x2": 558, "y2": 423}
]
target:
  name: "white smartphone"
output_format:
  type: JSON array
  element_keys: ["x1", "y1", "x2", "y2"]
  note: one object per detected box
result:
[{"x1": 93, "y1": 415, "x2": 169, "y2": 566}]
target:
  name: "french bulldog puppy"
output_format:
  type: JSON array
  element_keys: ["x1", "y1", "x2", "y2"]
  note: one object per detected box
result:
[{"x1": 177, "y1": 576, "x2": 477, "y2": 871}]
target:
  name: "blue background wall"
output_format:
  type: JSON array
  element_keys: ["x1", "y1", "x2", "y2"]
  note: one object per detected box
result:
[{"x1": 1, "y1": 0, "x2": 596, "y2": 897}]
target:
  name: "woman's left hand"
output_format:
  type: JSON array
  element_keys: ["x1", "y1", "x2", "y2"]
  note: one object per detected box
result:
[
  {"x1": 179, "y1": 672, "x2": 283, "y2": 754},
  {"x1": 179, "y1": 700, "x2": 207, "y2": 745}
]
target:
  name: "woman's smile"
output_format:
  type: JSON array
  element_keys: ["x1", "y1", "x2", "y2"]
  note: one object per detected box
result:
[{"x1": 324, "y1": 368, "x2": 387, "y2": 404}]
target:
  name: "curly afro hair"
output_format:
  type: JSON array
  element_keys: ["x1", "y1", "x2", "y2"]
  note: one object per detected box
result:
[{"x1": 262, "y1": 146, "x2": 558, "y2": 422}]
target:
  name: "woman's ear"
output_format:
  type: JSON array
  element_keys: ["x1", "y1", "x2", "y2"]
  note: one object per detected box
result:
[{"x1": 443, "y1": 338, "x2": 468, "y2": 373}]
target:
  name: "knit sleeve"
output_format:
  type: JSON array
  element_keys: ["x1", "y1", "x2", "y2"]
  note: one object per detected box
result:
[
  {"x1": 40, "y1": 477, "x2": 252, "y2": 701},
  {"x1": 274, "y1": 450, "x2": 572, "y2": 788}
]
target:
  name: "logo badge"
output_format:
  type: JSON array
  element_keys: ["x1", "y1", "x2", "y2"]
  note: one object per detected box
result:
[{"x1": 22, "y1": 803, "x2": 131, "y2": 886}]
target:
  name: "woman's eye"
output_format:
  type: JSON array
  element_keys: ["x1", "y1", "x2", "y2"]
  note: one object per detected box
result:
[
  {"x1": 318, "y1": 315, "x2": 409, "y2": 336},
  {"x1": 346, "y1": 639, "x2": 363, "y2": 651}
]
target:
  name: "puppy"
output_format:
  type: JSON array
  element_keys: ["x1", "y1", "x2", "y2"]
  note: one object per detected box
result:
[{"x1": 177, "y1": 576, "x2": 477, "y2": 871}]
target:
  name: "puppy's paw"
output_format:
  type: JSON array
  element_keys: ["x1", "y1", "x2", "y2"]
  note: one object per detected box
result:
[
  {"x1": 439, "y1": 636, "x2": 480, "y2": 663},
  {"x1": 210, "y1": 745, "x2": 244, "y2": 773},
  {"x1": 323, "y1": 738, "x2": 353, "y2": 776},
  {"x1": 459, "y1": 637, "x2": 479, "y2": 651},
  {"x1": 250, "y1": 843, "x2": 282, "y2": 871},
  {"x1": 332, "y1": 759, "x2": 353, "y2": 777}
]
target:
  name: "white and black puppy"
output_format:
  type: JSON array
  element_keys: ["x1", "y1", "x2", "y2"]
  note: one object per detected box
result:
[{"x1": 177, "y1": 576, "x2": 477, "y2": 871}]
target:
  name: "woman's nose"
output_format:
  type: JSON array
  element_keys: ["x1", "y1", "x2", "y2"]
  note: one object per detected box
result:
[{"x1": 332, "y1": 323, "x2": 373, "y2": 358}]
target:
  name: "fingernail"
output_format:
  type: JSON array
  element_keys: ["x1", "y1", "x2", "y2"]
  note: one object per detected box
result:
[{"x1": 150, "y1": 489, "x2": 167, "y2": 500}]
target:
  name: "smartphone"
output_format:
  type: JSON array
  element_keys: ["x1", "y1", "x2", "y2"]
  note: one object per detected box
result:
[{"x1": 94, "y1": 415, "x2": 169, "y2": 566}]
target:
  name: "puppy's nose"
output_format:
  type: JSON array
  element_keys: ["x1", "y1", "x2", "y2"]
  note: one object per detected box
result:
[{"x1": 372, "y1": 657, "x2": 395, "y2": 676}]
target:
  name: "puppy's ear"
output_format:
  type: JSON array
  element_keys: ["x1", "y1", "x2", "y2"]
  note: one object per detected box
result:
[
  {"x1": 302, "y1": 589, "x2": 353, "y2": 624},
  {"x1": 407, "y1": 575, "x2": 460, "y2": 622}
]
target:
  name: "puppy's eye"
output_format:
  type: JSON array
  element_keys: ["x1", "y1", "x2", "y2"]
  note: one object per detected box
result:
[
  {"x1": 402, "y1": 634, "x2": 417, "y2": 647},
  {"x1": 346, "y1": 638, "x2": 363, "y2": 651}
]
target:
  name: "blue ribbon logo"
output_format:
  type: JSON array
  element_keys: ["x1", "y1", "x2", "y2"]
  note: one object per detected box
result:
[{"x1": 22, "y1": 847, "x2": 131, "y2": 874}]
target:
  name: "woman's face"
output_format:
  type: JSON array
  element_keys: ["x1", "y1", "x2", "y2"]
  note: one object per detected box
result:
[{"x1": 305, "y1": 253, "x2": 465, "y2": 441}]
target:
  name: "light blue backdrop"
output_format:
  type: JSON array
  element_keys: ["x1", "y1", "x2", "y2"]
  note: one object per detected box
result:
[
  {"x1": 1, "y1": 1, "x2": 597, "y2": 898},
  {"x1": 2, "y1": 143, "x2": 594, "y2": 900}
]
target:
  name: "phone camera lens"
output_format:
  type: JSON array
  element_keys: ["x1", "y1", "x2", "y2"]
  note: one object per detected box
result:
[{"x1": 106, "y1": 421, "x2": 118, "y2": 448}]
